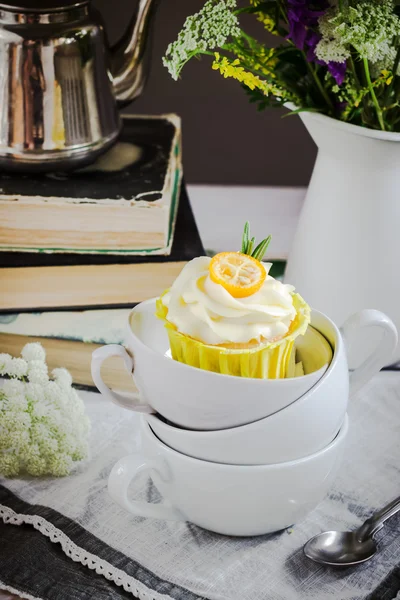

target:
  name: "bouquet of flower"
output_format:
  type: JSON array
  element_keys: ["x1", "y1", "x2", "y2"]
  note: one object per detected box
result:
[
  {"x1": 0, "y1": 343, "x2": 90, "y2": 477},
  {"x1": 163, "y1": 0, "x2": 400, "y2": 132}
]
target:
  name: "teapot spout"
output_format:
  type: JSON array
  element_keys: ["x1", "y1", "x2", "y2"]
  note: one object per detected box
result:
[{"x1": 110, "y1": 0, "x2": 157, "y2": 106}]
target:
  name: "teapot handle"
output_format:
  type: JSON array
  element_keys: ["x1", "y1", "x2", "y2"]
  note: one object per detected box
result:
[{"x1": 341, "y1": 310, "x2": 398, "y2": 397}]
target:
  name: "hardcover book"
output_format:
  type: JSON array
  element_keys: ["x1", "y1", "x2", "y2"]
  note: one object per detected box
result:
[
  {"x1": 0, "y1": 183, "x2": 204, "y2": 311},
  {"x1": 0, "y1": 185, "x2": 205, "y2": 388},
  {"x1": 0, "y1": 114, "x2": 182, "y2": 256}
]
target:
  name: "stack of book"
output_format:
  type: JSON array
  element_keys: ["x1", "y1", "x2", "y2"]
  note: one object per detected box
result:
[{"x1": 0, "y1": 115, "x2": 205, "y2": 389}]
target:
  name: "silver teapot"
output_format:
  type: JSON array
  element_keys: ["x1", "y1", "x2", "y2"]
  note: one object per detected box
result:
[{"x1": 0, "y1": 0, "x2": 157, "y2": 171}]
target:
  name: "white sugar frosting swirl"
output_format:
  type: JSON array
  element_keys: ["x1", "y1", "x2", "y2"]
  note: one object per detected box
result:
[{"x1": 161, "y1": 256, "x2": 297, "y2": 345}]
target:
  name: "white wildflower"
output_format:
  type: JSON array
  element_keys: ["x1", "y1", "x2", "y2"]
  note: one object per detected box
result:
[
  {"x1": 0, "y1": 353, "x2": 12, "y2": 376},
  {"x1": 27, "y1": 360, "x2": 49, "y2": 385},
  {"x1": 370, "y1": 48, "x2": 399, "y2": 77},
  {"x1": 2, "y1": 378, "x2": 25, "y2": 399},
  {"x1": 0, "y1": 342, "x2": 90, "y2": 477},
  {"x1": 47, "y1": 453, "x2": 74, "y2": 477},
  {"x1": 0, "y1": 454, "x2": 19, "y2": 477},
  {"x1": 31, "y1": 401, "x2": 50, "y2": 420},
  {"x1": 0, "y1": 355, "x2": 28, "y2": 379},
  {"x1": 52, "y1": 368, "x2": 73, "y2": 388},
  {"x1": 316, "y1": 0, "x2": 400, "y2": 69},
  {"x1": 25, "y1": 381, "x2": 44, "y2": 404},
  {"x1": 21, "y1": 342, "x2": 46, "y2": 364},
  {"x1": 163, "y1": 0, "x2": 241, "y2": 80},
  {"x1": 7, "y1": 395, "x2": 29, "y2": 412}
]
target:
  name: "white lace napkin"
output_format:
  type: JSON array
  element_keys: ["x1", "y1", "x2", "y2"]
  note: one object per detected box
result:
[{"x1": 1, "y1": 373, "x2": 400, "y2": 600}]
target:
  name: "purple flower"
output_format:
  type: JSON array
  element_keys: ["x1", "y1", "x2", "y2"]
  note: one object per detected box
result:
[
  {"x1": 286, "y1": 1, "x2": 347, "y2": 86},
  {"x1": 305, "y1": 30, "x2": 321, "y2": 62},
  {"x1": 306, "y1": 32, "x2": 347, "y2": 85},
  {"x1": 287, "y1": 0, "x2": 328, "y2": 51},
  {"x1": 327, "y1": 61, "x2": 347, "y2": 85}
]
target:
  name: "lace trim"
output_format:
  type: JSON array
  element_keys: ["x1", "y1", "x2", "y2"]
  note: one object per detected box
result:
[
  {"x1": 0, "y1": 580, "x2": 43, "y2": 600},
  {"x1": 0, "y1": 504, "x2": 168, "y2": 600}
]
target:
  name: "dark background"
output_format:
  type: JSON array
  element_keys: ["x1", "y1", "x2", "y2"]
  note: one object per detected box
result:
[{"x1": 94, "y1": 0, "x2": 317, "y2": 186}]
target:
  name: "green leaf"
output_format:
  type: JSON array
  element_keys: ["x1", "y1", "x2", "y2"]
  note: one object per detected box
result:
[
  {"x1": 252, "y1": 235, "x2": 272, "y2": 261},
  {"x1": 282, "y1": 107, "x2": 324, "y2": 118},
  {"x1": 247, "y1": 236, "x2": 255, "y2": 256},
  {"x1": 240, "y1": 222, "x2": 272, "y2": 260},
  {"x1": 241, "y1": 221, "x2": 250, "y2": 253}
]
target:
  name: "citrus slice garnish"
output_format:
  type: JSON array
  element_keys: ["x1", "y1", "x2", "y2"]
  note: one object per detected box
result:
[{"x1": 209, "y1": 251, "x2": 266, "y2": 298}]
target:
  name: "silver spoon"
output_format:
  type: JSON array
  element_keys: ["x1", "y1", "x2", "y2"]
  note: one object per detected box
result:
[{"x1": 304, "y1": 495, "x2": 400, "y2": 567}]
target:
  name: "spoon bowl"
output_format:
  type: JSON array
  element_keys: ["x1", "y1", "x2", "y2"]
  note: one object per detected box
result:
[
  {"x1": 304, "y1": 531, "x2": 377, "y2": 567},
  {"x1": 303, "y1": 494, "x2": 400, "y2": 567}
]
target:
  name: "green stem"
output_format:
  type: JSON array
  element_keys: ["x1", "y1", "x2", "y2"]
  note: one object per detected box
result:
[
  {"x1": 392, "y1": 43, "x2": 400, "y2": 76},
  {"x1": 234, "y1": 7, "x2": 252, "y2": 15},
  {"x1": 349, "y1": 55, "x2": 360, "y2": 90},
  {"x1": 338, "y1": 0, "x2": 343, "y2": 10},
  {"x1": 384, "y1": 42, "x2": 400, "y2": 104},
  {"x1": 277, "y1": 0, "x2": 288, "y2": 23},
  {"x1": 303, "y1": 54, "x2": 335, "y2": 112},
  {"x1": 363, "y1": 57, "x2": 386, "y2": 131}
]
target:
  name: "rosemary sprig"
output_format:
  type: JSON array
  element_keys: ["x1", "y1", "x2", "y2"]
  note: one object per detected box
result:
[
  {"x1": 241, "y1": 221, "x2": 272, "y2": 261},
  {"x1": 241, "y1": 221, "x2": 249, "y2": 253}
]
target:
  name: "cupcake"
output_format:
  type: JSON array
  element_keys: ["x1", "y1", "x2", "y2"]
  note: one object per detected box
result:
[{"x1": 156, "y1": 223, "x2": 310, "y2": 379}]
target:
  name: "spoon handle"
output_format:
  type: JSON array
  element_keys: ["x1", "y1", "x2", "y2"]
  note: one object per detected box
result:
[{"x1": 356, "y1": 496, "x2": 400, "y2": 542}]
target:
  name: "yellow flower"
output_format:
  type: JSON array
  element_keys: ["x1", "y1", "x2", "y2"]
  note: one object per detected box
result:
[
  {"x1": 381, "y1": 69, "x2": 394, "y2": 85},
  {"x1": 212, "y1": 52, "x2": 284, "y2": 98},
  {"x1": 257, "y1": 14, "x2": 275, "y2": 32},
  {"x1": 212, "y1": 53, "x2": 274, "y2": 93},
  {"x1": 253, "y1": 48, "x2": 278, "y2": 77},
  {"x1": 249, "y1": 0, "x2": 278, "y2": 34}
]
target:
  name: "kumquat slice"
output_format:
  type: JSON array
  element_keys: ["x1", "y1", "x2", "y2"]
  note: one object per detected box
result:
[{"x1": 209, "y1": 251, "x2": 266, "y2": 298}]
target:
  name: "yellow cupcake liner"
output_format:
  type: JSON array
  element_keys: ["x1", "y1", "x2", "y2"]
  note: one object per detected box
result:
[{"x1": 156, "y1": 293, "x2": 311, "y2": 379}]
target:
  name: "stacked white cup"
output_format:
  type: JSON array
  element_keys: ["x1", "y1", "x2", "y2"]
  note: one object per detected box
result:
[{"x1": 92, "y1": 299, "x2": 397, "y2": 536}]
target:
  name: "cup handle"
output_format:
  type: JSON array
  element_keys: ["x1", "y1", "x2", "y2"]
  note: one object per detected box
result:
[
  {"x1": 91, "y1": 344, "x2": 154, "y2": 413},
  {"x1": 341, "y1": 310, "x2": 398, "y2": 397},
  {"x1": 108, "y1": 453, "x2": 185, "y2": 522}
]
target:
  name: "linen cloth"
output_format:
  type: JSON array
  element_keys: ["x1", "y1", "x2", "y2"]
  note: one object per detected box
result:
[{"x1": 0, "y1": 373, "x2": 399, "y2": 600}]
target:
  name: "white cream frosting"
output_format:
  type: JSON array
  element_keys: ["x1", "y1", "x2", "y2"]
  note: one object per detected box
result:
[{"x1": 161, "y1": 256, "x2": 297, "y2": 345}]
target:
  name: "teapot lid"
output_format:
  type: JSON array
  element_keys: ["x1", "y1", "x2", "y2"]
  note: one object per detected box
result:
[{"x1": 0, "y1": 0, "x2": 89, "y2": 11}]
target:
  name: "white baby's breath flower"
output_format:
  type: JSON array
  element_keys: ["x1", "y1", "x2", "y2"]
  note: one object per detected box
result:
[
  {"x1": 5, "y1": 357, "x2": 28, "y2": 379},
  {"x1": 25, "y1": 381, "x2": 44, "y2": 404},
  {"x1": 26, "y1": 455, "x2": 48, "y2": 477},
  {"x1": 8, "y1": 395, "x2": 29, "y2": 412},
  {"x1": 52, "y1": 368, "x2": 73, "y2": 388},
  {"x1": 21, "y1": 342, "x2": 46, "y2": 364},
  {"x1": 31, "y1": 401, "x2": 50, "y2": 420},
  {"x1": 72, "y1": 440, "x2": 89, "y2": 462},
  {"x1": 0, "y1": 342, "x2": 90, "y2": 477},
  {"x1": 0, "y1": 454, "x2": 19, "y2": 477},
  {"x1": 2, "y1": 378, "x2": 25, "y2": 399},
  {"x1": 27, "y1": 360, "x2": 49, "y2": 384},
  {"x1": 47, "y1": 453, "x2": 74, "y2": 477},
  {"x1": 6, "y1": 429, "x2": 29, "y2": 450},
  {"x1": 0, "y1": 353, "x2": 12, "y2": 376},
  {"x1": 1, "y1": 410, "x2": 32, "y2": 432}
]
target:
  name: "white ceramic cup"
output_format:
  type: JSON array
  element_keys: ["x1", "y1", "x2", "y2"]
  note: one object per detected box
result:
[
  {"x1": 91, "y1": 299, "x2": 397, "y2": 431},
  {"x1": 145, "y1": 308, "x2": 397, "y2": 464},
  {"x1": 108, "y1": 415, "x2": 349, "y2": 537}
]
